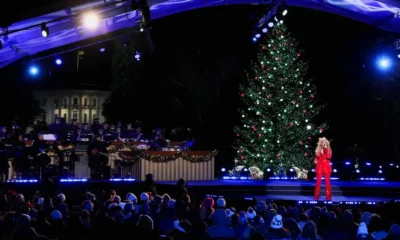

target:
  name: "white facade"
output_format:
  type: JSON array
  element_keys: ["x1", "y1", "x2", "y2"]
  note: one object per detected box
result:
[{"x1": 32, "y1": 90, "x2": 111, "y2": 124}]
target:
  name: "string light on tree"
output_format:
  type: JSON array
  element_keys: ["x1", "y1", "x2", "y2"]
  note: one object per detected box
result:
[{"x1": 234, "y1": 23, "x2": 327, "y2": 174}]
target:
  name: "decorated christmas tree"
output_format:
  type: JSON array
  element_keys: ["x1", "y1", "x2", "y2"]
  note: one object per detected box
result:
[{"x1": 234, "y1": 23, "x2": 327, "y2": 176}]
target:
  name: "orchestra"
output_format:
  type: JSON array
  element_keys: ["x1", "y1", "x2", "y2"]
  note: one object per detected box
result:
[{"x1": 0, "y1": 117, "x2": 194, "y2": 182}]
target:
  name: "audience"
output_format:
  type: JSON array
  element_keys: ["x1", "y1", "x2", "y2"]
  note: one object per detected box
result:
[{"x1": 0, "y1": 178, "x2": 399, "y2": 240}]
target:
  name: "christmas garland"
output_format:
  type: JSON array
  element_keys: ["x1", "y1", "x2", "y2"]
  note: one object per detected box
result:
[{"x1": 115, "y1": 149, "x2": 218, "y2": 163}]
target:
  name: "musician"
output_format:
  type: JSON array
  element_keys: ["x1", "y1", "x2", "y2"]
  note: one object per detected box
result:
[
  {"x1": 152, "y1": 127, "x2": 164, "y2": 140},
  {"x1": 0, "y1": 138, "x2": 9, "y2": 182},
  {"x1": 133, "y1": 127, "x2": 143, "y2": 141},
  {"x1": 53, "y1": 138, "x2": 65, "y2": 169},
  {"x1": 32, "y1": 133, "x2": 51, "y2": 176},
  {"x1": 91, "y1": 118, "x2": 101, "y2": 135},
  {"x1": 87, "y1": 136, "x2": 108, "y2": 180},
  {"x1": 102, "y1": 123, "x2": 111, "y2": 135},
  {"x1": 81, "y1": 124, "x2": 92, "y2": 135},
  {"x1": 49, "y1": 118, "x2": 62, "y2": 137},
  {"x1": 151, "y1": 127, "x2": 169, "y2": 150},
  {"x1": 0, "y1": 126, "x2": 11, "y2": 142},
  {"x1": 114, "y1": 128, "x2": 122, "y2": 141},
  {"x1": 71, "y1": 129, "x2": 82, "y2": 142}
]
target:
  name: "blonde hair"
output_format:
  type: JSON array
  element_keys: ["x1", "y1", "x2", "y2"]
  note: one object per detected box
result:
[{"x1": 315, "y1": 137, "x2": 330, "y2": 155}]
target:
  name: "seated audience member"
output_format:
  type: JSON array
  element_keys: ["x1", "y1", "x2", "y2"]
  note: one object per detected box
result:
[
  {"x1": 298, "y1": 220, "x2": 321, "y2": 240},
  {"x1": 265, "y1": 214, "x2": 291, "y2": 239}
]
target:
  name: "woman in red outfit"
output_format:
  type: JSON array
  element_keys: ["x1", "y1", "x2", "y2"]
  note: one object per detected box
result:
[{"x1": 314, "y1": 137, "x2": 332, "y2": 201}]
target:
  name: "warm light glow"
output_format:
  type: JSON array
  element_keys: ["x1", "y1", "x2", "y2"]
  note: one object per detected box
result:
[{"x1": 83, "y1": 12, "x2": 99, "y2": 29}]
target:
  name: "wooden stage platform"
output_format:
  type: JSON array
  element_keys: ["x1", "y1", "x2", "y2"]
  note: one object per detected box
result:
[{"x1": 4, "y1": 179, "x2": 400, "y2": 204}]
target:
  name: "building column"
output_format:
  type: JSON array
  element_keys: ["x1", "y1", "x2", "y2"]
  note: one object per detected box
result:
[{"x1": 68, "y1": 97, "x2": 71, "y2": 123}]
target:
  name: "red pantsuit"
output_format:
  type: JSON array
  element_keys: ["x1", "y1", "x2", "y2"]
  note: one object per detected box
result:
[{"x1": 314, "y1": 148, "x2": 332, "y2": 201}]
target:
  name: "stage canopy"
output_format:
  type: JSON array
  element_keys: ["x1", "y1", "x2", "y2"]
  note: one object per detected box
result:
[{"x1": 0, "y1": 0, "x2": 399, "y2": 68}]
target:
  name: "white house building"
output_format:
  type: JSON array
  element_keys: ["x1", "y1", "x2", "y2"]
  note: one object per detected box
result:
[{"x1": 32, "y1": 90, "x2": 111, "y2": 124}]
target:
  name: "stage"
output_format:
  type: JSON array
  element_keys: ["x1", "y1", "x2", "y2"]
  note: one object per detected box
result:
[
  {"x1": 157, "y1": 180, "x2": 400, "y2": 203},
  {"x1": 4, "y1": 179, "x2": 400, "y2": 204}
]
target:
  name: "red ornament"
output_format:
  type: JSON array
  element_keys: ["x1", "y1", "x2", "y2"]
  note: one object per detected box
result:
[
  {"x1": 280, "y1": 78, "x2": 283, "y2": 81},
  {"x1": 292, "y1": 101, "x2": 296, "y2": 104},
  {"x1": 240, "y1": 149, "x2": 243, "y2": 152},
  {"x1": 262, "y1": 46, "x2": 266, "y2": 49},
  {"x1": 311, "y1": 95, "x2": 314, "y2": 98},
  {"x1": 255, "y1": 77, "x2": 258, "y2": 80},
  {"x1": 297, "y1": 53, "x2": 301, "y2": 57},
  {"x1": 299, "y1": 90, "x2": 303, "y2": 94},
  {"x1": 273, "y1": 47, "x2": 276, "y2": 50},
  {"x1": 236, "y1": 134, "x2": 240, "y2": 137},
  {"x1": 275, "y1": 57, "x2": 280, "y2": 61},
  {"x1": 284, "y1": 42, "x2": 287, "y2": 45},
  {"x1": 261, "y1": 66, "x2": 265, "y2": 69},
  {"x1": 258, "y1": 134, "x2": 262, "y2": 137},
  {"x1": 290, "y1": 43, "x2": 293, "y2": 46},
  {"x1": 241, "y1": 156, "x2": 244, "y2": 159},
  {"x1": 277, "y1": 154, "x2": 281, "y2": 157},
  {"x1": 320, "y1": 128, "x2": 324, "y2": 132},
  {"x1": 240, "y1": 93, "x2": 245, "y2": 97},
  {"x1": 304, "y1": 153, "x2": 308, "y2": 156},
  {"x1": 290, "y1": 122, "x2": 294, "y2": 127},
  {"x1": 299, "y1": 141, "x2": 303, "y2": 145},
  {"x1": 266, "y1": 95, "x2": 270, "y2": 99},
  {"x1": 303, "y1": 110, "x2": 307, "y2": 113},
  {"x1": 267, "y1": 68, "x2": 270, "y2": 71},
  {"x1": 308, "y1": 137, "x2": 312, "y2": 140}
]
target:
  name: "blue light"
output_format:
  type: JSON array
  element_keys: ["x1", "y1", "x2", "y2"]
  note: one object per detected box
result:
[
  {"x1": 345, "y1": 161, "x2": 350, "y2": 165},
  {"x1": 110, "y1": 178, "x2": 136, "y2": 182},
  {"x1": 221, "y1": 168, "x2": 226, "y2": 172},
  {"x1": 365, "y1": 162, "x2": 371, "y2": 166},
  {"x1": 262, "y1": 28, "x2": 268, "y2": 33},
  {"x1": 55, "y1": 59, "x2": 62, "y2": 65},
  {"x1": 255, "y1": 34, "x2": 261, "y2": 38},
  {"x1": 222, "y1": 176, "x2": 250, "y2": 180},
  {"x1": 397, "y1": 54, "x2": 400, "y2": 59},
  {"x1": 252, "y1": 37, "x2": 257, "y2": 42},
  {"x1": 377, "y1": 57, "x2": 391, "y2": 69},
  {"x1": 59, "y1": 178, "x2": 88, "y2": 182},
  {"x1": 7, "y1": 179, "x2": 38, "y2": 183},
  {"x1": 29, "y1": 66, "x2": 38, "y2": 75}
]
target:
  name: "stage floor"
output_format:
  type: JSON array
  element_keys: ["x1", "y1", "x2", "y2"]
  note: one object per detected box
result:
[
  {"x1": 156, "y1": 179, "x2": 400, "y2": 203},
  {"x1": 156, "y1": 179, "x2": 398, "y2": 188}
]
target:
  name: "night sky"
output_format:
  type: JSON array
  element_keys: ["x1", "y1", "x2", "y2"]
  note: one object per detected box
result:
[{"x1": 2, "y1": 3, "x2": 400, "y2": 168}]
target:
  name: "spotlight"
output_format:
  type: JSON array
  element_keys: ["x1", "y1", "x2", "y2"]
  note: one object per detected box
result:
[
  {"x1": 100, "y1": 48, "x2": 105, "y2": 52},
  {"x1": 55, "y1": 58, "x2": 62, "y2": 65},
  {"x1": 41, "y1": 23, "x2": 49, "y2": 37},
  {"x1": 377, "y1": 57, "x2": 391, "y2": 70},
  {"x1": 83, "y1": 12, "x2": 99, "y2": 29},
  {"x1": 134, "y1": 51, "x2": 141, "y2": 61},
  {"x1": 29, "y1": 66, "x2": 39, "y2": 75}
]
